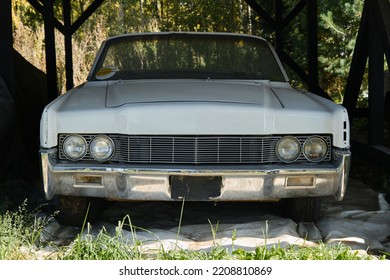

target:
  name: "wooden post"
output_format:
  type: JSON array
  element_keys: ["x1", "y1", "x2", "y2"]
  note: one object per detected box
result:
[
  {"x1": 274, "y1": 0, "x2": 283, "y2": 55},
  {"x1": 63, "y1": 0, "x2": 74, "y2": 90},
  {"x1": 43, "y1": 0, "x2": 58, "y2": 101},
  {"x1": 306, "y1": 0, "x2": 319, "y2": 95},
  {"x1": 368, "y1": 0, "x2": 385, "y2": 146},
  {"x1": 0, "y1": 0, "x2": 14, "y2": 96}
]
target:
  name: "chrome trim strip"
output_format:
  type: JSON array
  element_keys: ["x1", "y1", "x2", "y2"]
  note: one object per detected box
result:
[{"x1": 41, "y1": 148, "x2": 351, "y2": 201}]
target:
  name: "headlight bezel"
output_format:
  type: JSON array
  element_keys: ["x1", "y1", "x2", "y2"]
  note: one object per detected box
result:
[
  {"x1": 275, "y1": 136, "x2": 301, "y2": 163},
  {"x1": 89, "y1": 135, "x2": 115, "y2": 162},
  {"x1": 62, "y1": 134, "x2": 87, "y2": 161},
  {"x1": 303, "y1": 136, "x2": 328, "y2": 162}
]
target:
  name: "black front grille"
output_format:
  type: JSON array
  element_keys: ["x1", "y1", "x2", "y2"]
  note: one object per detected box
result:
[
  {"x1": 58, "y1": 134, "x2": 332, "y2": 164},
  {"x1": 125, "y1": 136, "x2": 273, "y2": 163}
]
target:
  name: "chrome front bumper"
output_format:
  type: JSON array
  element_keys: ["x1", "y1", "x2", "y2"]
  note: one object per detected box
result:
[{"x1": 41, "y1": 148, "x2": 351, "y2": 202}]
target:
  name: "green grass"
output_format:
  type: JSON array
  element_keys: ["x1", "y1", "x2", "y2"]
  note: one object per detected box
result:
[
  {"x1": 0, "y1": 200, "x2": 50, "y2": 259},
  {"x1": 0, "y1": 201, "x2": 387, "y2": 260},
  {"x1": 60, "y1": 219, "x2": 378, "y2": 260}
]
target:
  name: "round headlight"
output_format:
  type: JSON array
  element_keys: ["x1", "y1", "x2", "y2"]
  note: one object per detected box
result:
[
  {"x1": 276, "y1": 136, "x2": 301, "y2": 162},
  {"x1": 303, "y1": 136, "x2": 328, "y2": 162},
  {"x1": 63, "y1": 135, "x2": 87, "y2": 160},
  {"x1": 90, "y1": 135, "x2": 115, "y2": 161}
]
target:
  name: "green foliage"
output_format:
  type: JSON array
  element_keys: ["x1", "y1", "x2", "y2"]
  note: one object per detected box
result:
[
  {"x1": 60, "y1": 227, "x2": 377, "y2": 260},
  {"x1": 12, "y1": 0, "x2": 369, "y2": 102},
  {"x1": 61, "y1": 225, "x2": 143, "y2": 260},
  {"x1": 232, "y1": 243, "x2": 375, "y2": 260},
  {"x1": 156, "y1": 246, "x2": 234, "y2": 260},
  {"x1": 0, "y1": 201, "x2": 384, "y2": 260},
  {"x1": 318, "y1": 1, "x2": 366, "y2": 102},
  {"x1": 12, "y1": 0, "x2": 43, "y2": 30},
  {"x1": 273, "y1": 0, "x2": 366, "y2": 103},
  {"x1": 59, "y1": 213, "x2": 379, "y2": 260},
  {"x1": 0, "y1": 200, "x2": 50, "y2": 260}
]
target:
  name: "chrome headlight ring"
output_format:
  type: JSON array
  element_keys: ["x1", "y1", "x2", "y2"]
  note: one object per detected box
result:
[
  {"x1": 90, "y1": 135, "x2": 115, "y2": 161},
  {"x1": 62, "y1": 134, "x2": 87, "y2": 161},
  {"x1": 303, "y1": 136, "x2": 328, "y2": 162},
  {"x1": 276, "y1": 136, "x2": 301, "y2": 163}
]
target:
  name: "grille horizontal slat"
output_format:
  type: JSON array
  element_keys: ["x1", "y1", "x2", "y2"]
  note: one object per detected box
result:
[{"x1": 58, "y1": 134, "x2": 332, "y2": 164}]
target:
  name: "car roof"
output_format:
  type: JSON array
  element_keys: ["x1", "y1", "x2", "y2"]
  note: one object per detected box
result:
[{"x1": 105, "y1": 32, "x2": 268, "y2": 43}]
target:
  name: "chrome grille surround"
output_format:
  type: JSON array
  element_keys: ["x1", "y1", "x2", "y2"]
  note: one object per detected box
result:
[{"x1": 58, "y1": 134, "x2": 332, "y2": 164}]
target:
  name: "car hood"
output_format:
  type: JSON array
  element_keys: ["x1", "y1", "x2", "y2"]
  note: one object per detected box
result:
[
  {"x1": 105, "y1": 80, "x2": 283, "y2": 108},
  {"x1": 41, "y1": 80, "x2": 349, "y2": 149}
]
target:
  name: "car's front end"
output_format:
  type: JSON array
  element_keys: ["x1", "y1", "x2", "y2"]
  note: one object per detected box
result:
[{"x1": 40, "y1": 32, "x2": 351, "y2": 224}]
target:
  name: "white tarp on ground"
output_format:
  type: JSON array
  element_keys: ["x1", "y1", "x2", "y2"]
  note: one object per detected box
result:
[{"x1": 41, "y1": 178, "x2": 390, "y2": 255}]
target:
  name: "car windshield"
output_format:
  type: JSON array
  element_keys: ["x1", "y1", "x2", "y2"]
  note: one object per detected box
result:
[{"x1": 92, "y1": 33, "x2": 285, "y2": 81}]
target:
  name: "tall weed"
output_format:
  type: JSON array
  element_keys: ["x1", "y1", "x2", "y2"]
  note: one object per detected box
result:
[{"x1": 0, "y1": 200, "x2": 49, "y2": 259}]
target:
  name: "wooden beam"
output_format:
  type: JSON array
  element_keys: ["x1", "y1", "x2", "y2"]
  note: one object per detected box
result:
[
  {"x1": 71, "y1": 0, "x2": 106, "y2": 34},
  {"x1": 307, "y1": 0, "x2": 320, "y2": 96},
  {"x1": 27, "y1": 0, "x2": 65, "y2": 34},
  {"x1": 0, "y1": 0, "x2": 14, "y2": 96},
  {"x1": 343, "y1": 1, "x2": 369, "y2": 114},
  {"x1": 43, "y1": 0, "x2": 58, "y2": 101},
  {"x1": 27, "y1": 0, "x2": 106, "y2": 93},
  {"x1": 245, "y1": 0, "x2": 327, "y2": 99},
  {"x1": 281, "y1": 51, "x2": 329, "y2": 99},
  {"x1": 368, "y1": 0, "x2": 385, "y2": 146},
  {"x1": 245, "y1": 0, "x2": 276, "y2": 29},
  {"x1": 63, "y1": 0, "x2": 74, "y2": 90},
  {"x1": 283, "y1": 0, "x2": 306, "y2": 29},
  {"x1": 279, "y1": 50, "x2": 309, "y2": 84},
  {"x1": 63, "y1": 0, "x2": 106, "y2": 90},
  {"x1": 274, "y1": 0, "x2": 284, "y2": 54},
  {"x1": 373, "y1": 0, "x2": 390, "y2": 68}
]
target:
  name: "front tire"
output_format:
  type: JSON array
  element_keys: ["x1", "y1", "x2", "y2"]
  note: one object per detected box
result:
[
  {"x1": 57, "y1": 196, "x2": 101, "y2": 226},
  {"x1": 286, "y1": 197, "x2": 322, "y2": 222}
]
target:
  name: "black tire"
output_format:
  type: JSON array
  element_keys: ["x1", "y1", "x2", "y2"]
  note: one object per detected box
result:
[
  {"x1": 57, "y1": 196, "x2": 101, "y2": 226},
  {"x1": 285, "y1": 197, "x2": 322, "y2": 222}
]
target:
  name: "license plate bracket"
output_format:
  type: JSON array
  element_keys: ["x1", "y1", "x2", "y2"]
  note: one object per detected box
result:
[{"x1": 170, "y1": 176, "x2": 222, "y2": 201}]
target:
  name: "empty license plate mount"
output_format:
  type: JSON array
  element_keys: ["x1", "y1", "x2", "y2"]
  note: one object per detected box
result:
[{"x1": 170, "y1": 176, "x2": 222, "y2": 201}]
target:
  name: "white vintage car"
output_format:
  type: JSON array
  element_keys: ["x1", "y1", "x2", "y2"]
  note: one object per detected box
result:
[{"x1": 40, "y1": 32, "x2": 351, "y2": 225}]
